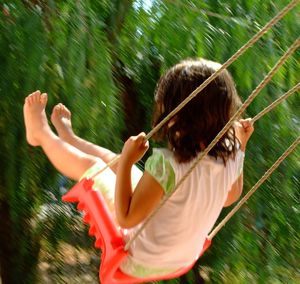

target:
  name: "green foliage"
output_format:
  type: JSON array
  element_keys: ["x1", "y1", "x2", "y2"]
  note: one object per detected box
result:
[{"x1": 0, "y1": 0, "x2": 299, "y2": 283}]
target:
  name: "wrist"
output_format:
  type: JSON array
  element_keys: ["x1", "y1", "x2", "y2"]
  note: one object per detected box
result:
[
  {"x1": 240, "y1": 144, "x2": 246, "y2": 152},
  {"x1": 119, "y1": 155, "x2": 134, "y2": 169},
  {"x1": 236, "y1": 137, "x2": 246, "y2": 152}
]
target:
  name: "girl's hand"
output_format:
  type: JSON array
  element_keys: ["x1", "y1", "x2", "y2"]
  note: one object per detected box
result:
[
  {"x1": 121, "y1": 132, "x2": 149, "y2": 165},
  {"x1": 235, "y1": 118, "x2": 254, "y2": 151}
]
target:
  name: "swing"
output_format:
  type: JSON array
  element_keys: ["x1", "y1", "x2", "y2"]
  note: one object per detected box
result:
[
  {"x1": 61, "y1": 2, "x2": 299, "y2": 283},
  {"x1": 62, "y1": 133, "x2": 299, "y2": 284},
  {"x1": 62, "y1": 178, "x2": 212, "y2": 284}
]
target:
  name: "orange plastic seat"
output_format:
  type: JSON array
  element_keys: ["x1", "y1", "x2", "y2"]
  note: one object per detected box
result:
[{"x1": 62, "y1": 178, "x2": 211, "y2": 284}]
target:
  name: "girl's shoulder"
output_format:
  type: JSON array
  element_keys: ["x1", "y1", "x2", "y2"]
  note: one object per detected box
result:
[
  {"x1": 148, "y1": 147, "x2": 244, "y2": 170},
  {"x1": 146, "y1": 148, "x2": 176, "y2": 171},
  {"x1": 151, "y1": 147, "x2": 223, "y2": 167},
  {"x1": 151, "y1": 147, "x2": 174, "y2": 159},
  {"x1": 145, "y1": 148, "x2": 176, "y2": 194}
]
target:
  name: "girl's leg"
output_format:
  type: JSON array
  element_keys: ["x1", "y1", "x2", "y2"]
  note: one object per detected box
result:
[
  {"x1": 23, "y1": 91, "x2": 99, "y2": 181},
  {"x1": 49, "y1": 104, "x2": 143, "y2": 217},
  {"x1": 50, "y1": 103, "x2": 119, "y2": 173}
]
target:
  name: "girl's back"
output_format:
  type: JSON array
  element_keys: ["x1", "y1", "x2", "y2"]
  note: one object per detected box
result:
[{"x1": 123, "y1": 146, "x2": 244, "y2": 276}]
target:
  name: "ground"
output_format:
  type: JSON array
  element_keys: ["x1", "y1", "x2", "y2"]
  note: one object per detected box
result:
[{"x1": 38, "y1": 243, "x2": 99, "y2": 284}]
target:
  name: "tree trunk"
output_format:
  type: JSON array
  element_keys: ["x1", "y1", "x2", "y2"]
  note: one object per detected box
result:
[
  {"x1": 0, "y1": 200, "x2": 17, "y2": 284},
  {"x1": 0, "y1": 200, "x2": 41, "y2": 284}
]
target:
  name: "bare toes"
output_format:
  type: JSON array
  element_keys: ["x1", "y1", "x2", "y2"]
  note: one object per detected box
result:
[
  {"x1": 40, "y1": 93, "x2": 48, "y2": 105},
  {"x1": 32, "y1": 91, "x2": 40, "y2": 102},
  {"x1": 27, "y1": 94, "x2": 35, "y2": 105},
  {"x1": 61, "y1": 105, "x2": 71, "y2": 118},
  {"x1": 27, "y1": 91, "x2": 38, "y2": 104},
  {"x1": 52, "y1": 104, "x2": 63, "y2": 118},
  {"x1": 58, "y1": 105, "x2": 64, "y2": 116}
]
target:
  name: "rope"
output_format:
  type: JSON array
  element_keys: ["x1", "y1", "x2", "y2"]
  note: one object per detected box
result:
[
  {"x1": 124, "y1": 37, "x2": 300, "y2": 250},
  {"x1": 145, "y1": 0, "x2": 299, "y2": 141},
  {"x1": 90, "y1": 0, "x2": 298, "y2": 180},
  {"x1": 90, "y1": 155, "x2": 119, "y2": 179},
  {"x1": 252, "y1": 82, "x2": 300, "y2": 123},
  {"x1": 208, "y1": 135, "x2": 300, "y2": 240}
]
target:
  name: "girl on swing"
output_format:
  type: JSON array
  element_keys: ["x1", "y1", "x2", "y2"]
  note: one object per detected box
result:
[{"x1": 23, "y1": 58, "x2": 254, "y2": 278}]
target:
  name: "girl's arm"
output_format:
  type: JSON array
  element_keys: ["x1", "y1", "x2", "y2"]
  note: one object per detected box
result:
[
  {"x1": 224, "y1": 173, "x2": 243, "y2": 207},
  {"x1": 224, "y1": 119, "x2": 254, "y2": 207},
  {"x1": 115, "y1": 133, "x2": 164, "y2": 228}
]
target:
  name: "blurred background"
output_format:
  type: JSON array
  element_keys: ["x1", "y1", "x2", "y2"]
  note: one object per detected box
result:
[{"x1": 0, "y1": 0, "x2": 299, "y2": 283}]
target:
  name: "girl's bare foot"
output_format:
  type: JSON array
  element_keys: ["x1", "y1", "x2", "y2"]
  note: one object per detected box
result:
[
  {"x1": 51, "y1": 103, "x2": 74, "y2": 142},
  {"x1": 23, "y1": 91, "x2": 50, "y2": 146}
]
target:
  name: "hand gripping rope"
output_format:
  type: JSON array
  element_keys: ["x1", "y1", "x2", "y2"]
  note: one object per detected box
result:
[{"x1": 62, "y1": 1, "x2": 299, "y2": 283}]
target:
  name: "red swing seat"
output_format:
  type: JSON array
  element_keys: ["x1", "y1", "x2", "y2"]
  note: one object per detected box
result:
[{"x1": 62, "y1": 178, "x2": 212, "y2": 284}]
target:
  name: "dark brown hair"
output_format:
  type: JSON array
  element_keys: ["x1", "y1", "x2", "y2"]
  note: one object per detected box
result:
[{"x1": 152, "y1": 58, "x2": 242, "y2": 164}]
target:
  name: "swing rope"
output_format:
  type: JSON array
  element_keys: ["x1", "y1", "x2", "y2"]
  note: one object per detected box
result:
[
  {"x1": 208, "y1": 135, "x2": 300, "y2": 240},
  {"x1": 124, "y1": 37, "x2": 299, "y2": 250},
  {"x1": 90, "y1": 0, "x2": 299, "y2": 180},
  {"x1": 145, "y1": 0, "x2": 299, "y2": 141},
  {"x1": 252, "y1": 82, "x2": 300, "y2": 123},
  {"x1": 146, "y1": 0, "x2": 299, "y2": 140}
]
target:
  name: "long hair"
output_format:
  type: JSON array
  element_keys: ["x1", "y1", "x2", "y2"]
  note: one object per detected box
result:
[{"x1": 152, "y1": 58, "x2": 242, "y2": 164}]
